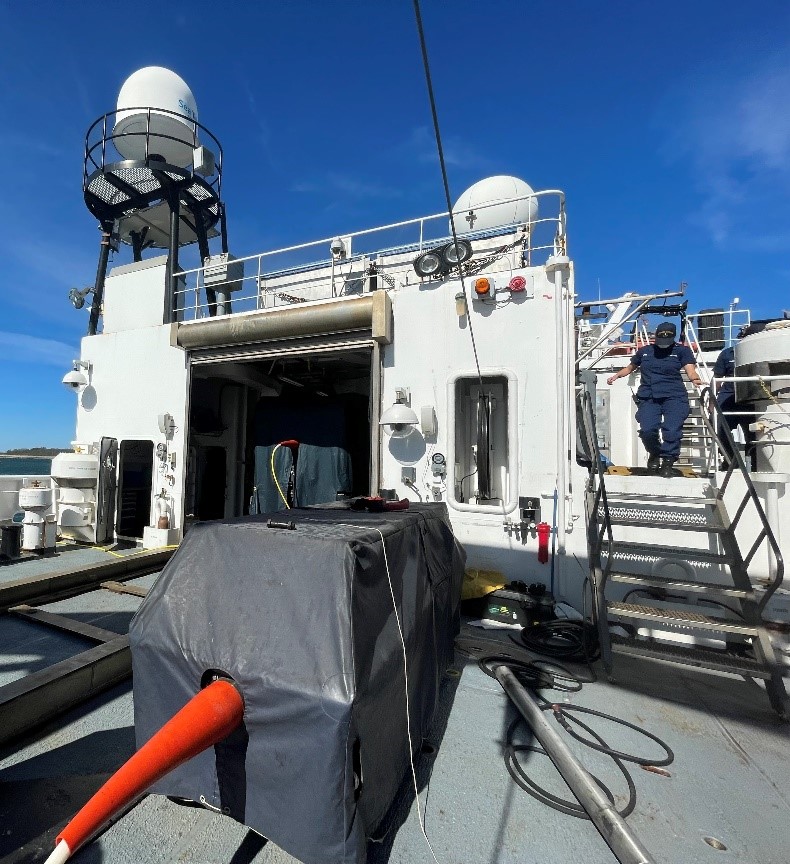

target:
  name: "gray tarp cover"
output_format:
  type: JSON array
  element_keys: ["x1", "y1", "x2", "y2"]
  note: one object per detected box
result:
[{"x1": 130, "y1": 503, "x2": 465, "y2": 864}]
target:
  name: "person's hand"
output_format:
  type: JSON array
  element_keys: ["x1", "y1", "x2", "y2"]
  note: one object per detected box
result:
[{"x1": 607, "y1": 374, "x2": 617, "y2": 385}]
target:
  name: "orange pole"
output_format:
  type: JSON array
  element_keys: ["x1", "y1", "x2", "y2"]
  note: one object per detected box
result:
[{"x1": 47, "y1": 679, "x2": 244, "y2": 864}]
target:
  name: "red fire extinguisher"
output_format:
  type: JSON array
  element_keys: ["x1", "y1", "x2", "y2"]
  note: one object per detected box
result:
[{"x1": 536, "y1": 522, "x2": 551, "y2": 564}]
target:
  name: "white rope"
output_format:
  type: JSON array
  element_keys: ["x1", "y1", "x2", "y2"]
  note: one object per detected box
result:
[{"x1": 341, "y1": 523, "x2": 442, "y2": 864}]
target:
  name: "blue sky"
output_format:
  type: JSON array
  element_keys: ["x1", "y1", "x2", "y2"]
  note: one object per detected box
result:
[{"x1": 1, "y1": 0, "x2": 788, "y2": 448}]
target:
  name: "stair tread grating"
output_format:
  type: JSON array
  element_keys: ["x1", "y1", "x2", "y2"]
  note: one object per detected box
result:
[
  {"x1": 609, "y1": 571, "x2": 753, "y2": 597},
  {"x1": 609, "y1": 634, "x2": 770, "y2": 677},
  {"x1": 607, "y1": 601, "x2": 758, "y2": 634},
  {"x1": 602, "y1": 540, "x2": 736, "y2": 566}
]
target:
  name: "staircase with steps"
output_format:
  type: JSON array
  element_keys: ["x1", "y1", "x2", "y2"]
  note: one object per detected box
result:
[
  {"x1": 677, "y1": 382, "x2": 715, "y2": 474},
  {"x1": 580, "y1": 389, "x2": 788, "y2": 719}
]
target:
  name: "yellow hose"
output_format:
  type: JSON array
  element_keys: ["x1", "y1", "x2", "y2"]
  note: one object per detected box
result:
[{"x1": 270, "y1": 443, "x2": 290, "y2": 509}]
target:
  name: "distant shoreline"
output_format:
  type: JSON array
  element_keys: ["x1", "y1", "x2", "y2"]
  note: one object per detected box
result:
[{"x1": 0, "y1": 453, "x2": 64, "y2": 459}]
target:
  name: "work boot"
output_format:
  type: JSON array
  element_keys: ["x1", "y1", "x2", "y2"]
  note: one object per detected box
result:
[
  {"x1": 658, "y1": 458, "x2": 680, "y2": 478},
  {"x1": 647, "y1": 454, "x2": 661, "y2": 472}
]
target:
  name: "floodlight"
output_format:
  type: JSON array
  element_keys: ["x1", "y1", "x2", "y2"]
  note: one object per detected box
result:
[
  {"x1": 69, "y1": 286, "x2": 94, "y2": 309},
  {"x1": 442, "y1": 239, "x2": 472, "y2": 266},
  {"x1": 413, "y1": 249, "x2": 445, "y2": 278}
]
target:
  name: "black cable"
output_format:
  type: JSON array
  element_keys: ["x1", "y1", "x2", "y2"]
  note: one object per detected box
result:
[
  {"x1": 479, "y1": 654, "x2": 674, "y2": 821},
  {"x1": 412, "y1": 0, "x2": 484, "y2": 392},
  {"x1": 548, "y1": 702, "x2": 674, "y2": 767},
  {"x1": 457, "y1": 466, "x2": 477, "y2": 502},
  {"x1": 513, "y1": 619, "x2": 601, "y2": 663},
  {"x1": 477, "y1": 654, "x2": 583, "y2": 693},
  {"x1": 695, "y1": 597, "x2": 747, "y2": 621},
  {"x1": 504, "y1": 715, "x2": 637, "y2": 819}
]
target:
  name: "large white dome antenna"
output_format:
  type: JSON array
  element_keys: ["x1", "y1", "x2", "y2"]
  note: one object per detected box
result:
[
  {"x1": 81, "y1": 66, "x2": 228, "y2": 335},
  {"x1": 452, "y1": 176, "x2": 538, "y2": 233},
  {"x1": 113, "y1": 67, "x2": 199, "y2": 166}
]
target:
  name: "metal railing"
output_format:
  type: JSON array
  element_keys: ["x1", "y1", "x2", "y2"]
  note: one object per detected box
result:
[
  {"x1": 173, "y1": 189, "x2": 567, "y2": 320},
  {"x1": 699, "y1": 387, "x2": 784, "y2": 615},
  {"x1": 579, "y1": 387, "x2": 615, "y2": 657},
  {"x1": 83, "y1": 106, "x2": 224, "y2": 197},
  {"x1": 686, "y1": 308, "x2": 751, "y2": 348},
  {"x1": 575, "y1": 289, "x2": 686, "y2": 370}
]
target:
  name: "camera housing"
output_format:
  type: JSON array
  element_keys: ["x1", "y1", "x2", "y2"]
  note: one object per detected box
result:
[{"x1": 62, "y1": 369, "x2": 88, "y2": 391}]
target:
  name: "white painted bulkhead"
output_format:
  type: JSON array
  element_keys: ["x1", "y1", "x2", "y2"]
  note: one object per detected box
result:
[
  {"x1": 380, "y1": 261, "x2": 588, "y2": 606},
  {"x1": 75, "y1": 259, "x2": 189, "y2": 541}
]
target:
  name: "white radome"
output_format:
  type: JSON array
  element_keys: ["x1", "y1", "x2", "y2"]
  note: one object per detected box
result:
[
  {"x1": 113, "y1": 66, "x2": 199, "y2": 166},
  {"x1": 452, "y1": 175, "x2": 538, "y2": 233}
]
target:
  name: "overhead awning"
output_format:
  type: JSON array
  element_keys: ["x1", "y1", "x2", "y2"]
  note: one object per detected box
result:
[
  {"x1": 177, "y1": 292, "x2": 392, "y2": 358},
  {"x1": 187, "y1": 332, "x2": 375, "y2": 364}
]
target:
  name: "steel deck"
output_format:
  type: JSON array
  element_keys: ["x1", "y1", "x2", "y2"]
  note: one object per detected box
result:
[{"x1": 1, "y1": 546, "x2": 789, "y2": 864}]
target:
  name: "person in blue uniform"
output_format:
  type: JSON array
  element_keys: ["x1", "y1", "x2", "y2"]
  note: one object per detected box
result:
[
  {"x1": 713, "y1": 334, "x2": 754, "y2": 469},
  {"x1": 607, "y1": 321, "x2": 703, "y2": 477}
]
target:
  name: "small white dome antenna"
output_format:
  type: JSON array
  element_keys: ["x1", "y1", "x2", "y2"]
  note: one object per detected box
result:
[{"x1": 452, "y1": 175, "x2": 538, "y2": 233}]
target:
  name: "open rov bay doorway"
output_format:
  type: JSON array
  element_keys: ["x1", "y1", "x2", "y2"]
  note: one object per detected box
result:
[{"x1": 186, "y1": 346, "x2": 377, "y2": 524}]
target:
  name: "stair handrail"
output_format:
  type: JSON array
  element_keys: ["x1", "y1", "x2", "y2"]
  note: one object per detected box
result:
[
  {"x1": 700, "y1": 386, "x2": 784, "y2": 615},
  {"x1": 580, "y1": 388, "x2": 615, "y2": 589},
  {"x1": 684, "y1": 317, "x2": 720, "y2": 473}
]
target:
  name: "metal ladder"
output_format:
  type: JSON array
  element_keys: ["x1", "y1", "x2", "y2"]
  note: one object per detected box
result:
[
  {"x1": 677, "y1": 383, "x2": 716, "y2": 474},
  {"x1": 580, "y1": 388, "x2": 788, "y2": 719}
]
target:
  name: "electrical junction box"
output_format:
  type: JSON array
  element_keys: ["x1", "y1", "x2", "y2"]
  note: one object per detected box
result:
[
  {"x1": 203, "y1": 253, "x2": 244, "y2": 292},
  {"x1": 519, "y1": 496, "x2": 541, "y2": 524}
]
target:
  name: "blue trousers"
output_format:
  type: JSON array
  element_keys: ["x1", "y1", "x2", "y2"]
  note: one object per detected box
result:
[{"x1": 635, "y1": 396, "x2": 689, "y2": 460}]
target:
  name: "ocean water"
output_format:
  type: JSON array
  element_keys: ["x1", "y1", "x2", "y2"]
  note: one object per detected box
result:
[{"x1": 0, "y1": 457, "x2": 52, "y2": 476}]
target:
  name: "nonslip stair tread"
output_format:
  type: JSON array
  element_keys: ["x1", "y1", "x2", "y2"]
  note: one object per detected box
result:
[
  {"x1": 605, "y1": 492, "x2": 716, "y2": 504},
  {"x1": 609, "y1": 571, "x2": 753, "y2": 598},
  {"x1": 600, "y1": 499, "x2": 729, "y2": 532},
  {"x1": 609, "y1": 633, "x2": 770, "y2": 677},
  {"x1": 606, "y1": 513, "x2": 727, "y2": 532},
  {"x1": 602, "y1": 540, "x2": 734, "y2": 565},
  {"x1": 607, "y1": 601, "x2": 758, "y2": 635}
]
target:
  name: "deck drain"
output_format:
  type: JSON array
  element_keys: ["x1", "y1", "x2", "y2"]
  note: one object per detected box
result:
[
  {"x1": 703, "y1": 837, "x2": 727, "y2": 851},
  {"x1": 421, "y1": 741, "x2": 437, "y2": 755}
]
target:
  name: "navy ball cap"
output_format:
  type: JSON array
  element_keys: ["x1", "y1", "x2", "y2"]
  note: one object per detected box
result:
[{"x1": 655, "y1": 322, "x2": 676, "y2": 348}]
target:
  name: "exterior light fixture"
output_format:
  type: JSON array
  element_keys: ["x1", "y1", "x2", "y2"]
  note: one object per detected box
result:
[
  {"x1": 68, "y1": 286, "x2": 94, "y2": 309},
  {"x1": 442, "y1": 239, "x2": 472, "y2": 267},
  {"x1": 413, "y1": 248, "x2": 445, "y2": 278},
  {"x1": 455, "y1": 291, "x2": 467, "y2": 317},
  {"x1": 62, "y1": 359, "x2": 91, "y2": 392},
  {"x1": 474, "y1": 277, "x2": 492, "y2": 298},
  {"x1": 413, "y1": 239, "x2": 475, "y2": 279},
  {"x1": 380, "y1": 388, "x2": 419, "y2": 438},
  {"x1": 508, "y1": 276, "x2": 526, "y2": 293}
]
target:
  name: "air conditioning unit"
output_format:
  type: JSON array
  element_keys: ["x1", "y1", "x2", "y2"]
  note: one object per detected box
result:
[{"x1": 203, "y1": 253, "x2": 244, "y2": 292}]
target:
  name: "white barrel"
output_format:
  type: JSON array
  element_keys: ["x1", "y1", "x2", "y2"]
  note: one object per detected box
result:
[
  {"x1": 754, "y1": 403, "x2": 790, "y2": 474},
  {"x1": 51, "y1": 452, "x2": 99, "y2": 485},
  {"x1": 22, "y1": 510, "x2": 45, "y2": 551},
  {"x1": 18, "y1": 485, "x2": 53, "y2": 509},
  {"x1": 452, "y1": 176, "x2": 539, "y2": 233},
  {"x1": 113, "y1": 67, "x2": 199, "y2": 166}
]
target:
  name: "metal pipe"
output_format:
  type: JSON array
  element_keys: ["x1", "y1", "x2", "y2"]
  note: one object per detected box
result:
[
  {"x1": 165, "y1": 192, "x2": 181, "y2": 325},
  {"x1": 575, "y1": 289, "x2": 684, "y2": 308},
  {"x1": 549, "y1": 256, "x2": 569, "y2": 552},
  {"x1": 88, "y1": 222, "x2": 113, "y2": 336},
  {"x1": 370, "y1": 341, "x2": 382, "y2": 495},
  {"x1": 576, "y1": 299, "x2": 651, "y2": 367},
  {"x1": 494, "y1": 666, "x2": 657, "y2": 864}
]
